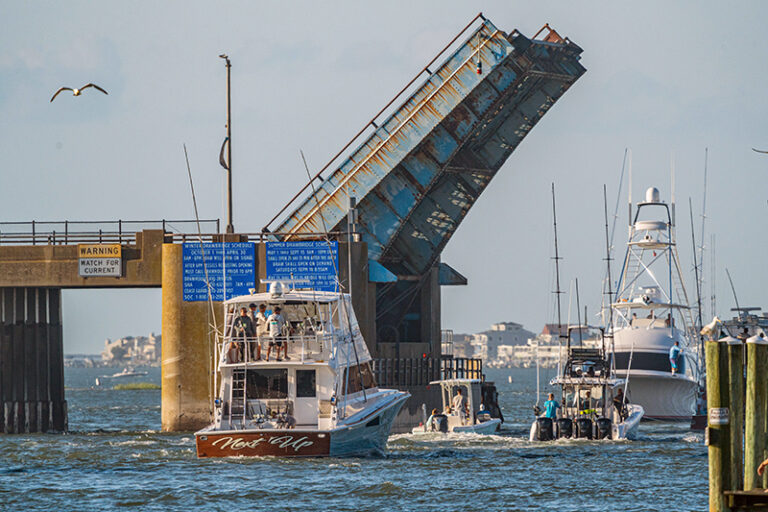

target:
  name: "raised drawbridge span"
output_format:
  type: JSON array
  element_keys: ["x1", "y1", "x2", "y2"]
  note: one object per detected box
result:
[{"x1": 266, "y1": 14, "x2": 586, "y2": 348}]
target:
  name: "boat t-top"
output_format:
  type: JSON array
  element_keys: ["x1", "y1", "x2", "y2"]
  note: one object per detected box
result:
[
  {"x1": 530, "y1": 327, "x2": 644, "y2": 441},
  {"x1": 194, "y1": 281, "x2": 410, "y2": 458},
  {"x1": 611, "y1": 186, "x2": 700, "y2": 420},
  {"x1": 411, "y1": 379, "x2": 501, "y2": 435}
]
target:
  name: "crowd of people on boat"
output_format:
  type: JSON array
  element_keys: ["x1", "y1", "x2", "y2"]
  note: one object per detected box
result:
[{"x1": 227, "y1": 303, "x2": 290, "y2": 362}]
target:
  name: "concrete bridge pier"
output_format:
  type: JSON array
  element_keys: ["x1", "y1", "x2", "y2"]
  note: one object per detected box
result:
[
  {"x1": 161, "y1": 244, "x2": 221, "y2": 432},
  {"x1": 0, "y1": 287, "x2": 67, "y2": 433}
]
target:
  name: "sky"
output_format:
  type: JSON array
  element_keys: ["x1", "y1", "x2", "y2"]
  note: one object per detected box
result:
[{"x1": 2, "y1": 1, "x2": 767, "y2": 353}]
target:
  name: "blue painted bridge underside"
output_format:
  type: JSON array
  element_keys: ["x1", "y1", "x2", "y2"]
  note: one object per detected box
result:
[{"x1": 276, "y1": 19, "x2": 586, "y2": 278}]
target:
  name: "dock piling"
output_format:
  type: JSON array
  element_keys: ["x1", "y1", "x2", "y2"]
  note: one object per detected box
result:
[
  {"x1": 707, "y1": 338, "x2": 731, "y2": 511},
  {"x1": 745, "y1": 334, "x2": 768, "y2": 490}
]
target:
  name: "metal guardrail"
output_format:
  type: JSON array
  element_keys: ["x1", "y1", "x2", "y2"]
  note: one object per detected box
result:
[
  {"x1": 372, "y1": 357, "x2": 483, "y2": 387},
  {"x1": 0, "y1": 220, "x2": 351, "y2": 246},
  {"x1": 0, "y1": 219, "x2": 220, "y2": 245}
]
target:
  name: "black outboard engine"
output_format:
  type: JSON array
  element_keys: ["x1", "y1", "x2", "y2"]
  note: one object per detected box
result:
[
  {"x1": 575, "y1": 417, "x2": 594, "y2": 439},
  {"x1": 556, "y1": 418, "x2": 573, "y2": 439},
  {"x1": 536, "y1": 417, "x2": 554, "y2": 441},
  {"x1": 434, "y1": 414, "x2": 449, "y2": 433},
  {"x1": 596, "y1": 417, "x2": 612, "y2": 439}
]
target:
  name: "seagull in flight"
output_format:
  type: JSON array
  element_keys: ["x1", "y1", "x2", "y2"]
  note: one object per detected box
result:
[
  {"x1": 50, "y1": 83, "x2": 108, "y2": 102},
  {"x1": 753, "y1": 148, "x2": 768, "y2": 154}
]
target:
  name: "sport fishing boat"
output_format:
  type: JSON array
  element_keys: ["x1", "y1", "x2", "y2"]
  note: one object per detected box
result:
[
  {"x1": 411, "y1": 379, "x2": 501, "y2": 435},
  {"x1": 611, "y1": 187, "x2": 700, "y2": 420},
  {"x1": 530, "y1": 327, "x2": 644, "y2": 441},
  {"x1": 194, "y1": 282, "x2": 410, "y2": 458}
]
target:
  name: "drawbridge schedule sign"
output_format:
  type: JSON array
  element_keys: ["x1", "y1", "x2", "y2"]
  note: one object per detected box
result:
[
  {"x1": 78, "y1": 244, "x2": 122, "y2": 277},
  {"x1": 182, "y1": 242, "x2": 255, "y2": 301},
  {"x1": 265, "y1": 241, "x2": 339, "y2": 292}
]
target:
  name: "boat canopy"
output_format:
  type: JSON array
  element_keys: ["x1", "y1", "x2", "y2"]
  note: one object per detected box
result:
[
  {"x1": 224, "y1": 289, "x2": 343, "y2": 305},
  {"x1": 429, "y1": 379, "x2": 481, "y2": 387},
  {"x1": 612, "y1": 301, "x2": 690, "y2": 310}
]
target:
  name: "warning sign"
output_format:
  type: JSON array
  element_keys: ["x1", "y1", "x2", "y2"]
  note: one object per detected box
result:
[
  {"x1": 709, "y1": 407, "x2": 729, "y2": 425},
  {"x1": 78, "y1": 244, "x2": 122, "y2": 277}
]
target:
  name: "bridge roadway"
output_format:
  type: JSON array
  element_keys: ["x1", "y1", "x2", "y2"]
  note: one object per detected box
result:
[{"x1": 0, "y1": 228, "x2": 377, "y2": 433}]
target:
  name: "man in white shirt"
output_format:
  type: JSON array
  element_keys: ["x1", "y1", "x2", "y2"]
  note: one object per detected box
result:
[
  {"x1": 266, "y1": 306, "x2": 287, "y2": 361},
  {"x1": 452, "y1": 388, "x2": 468, "y2": 424}
]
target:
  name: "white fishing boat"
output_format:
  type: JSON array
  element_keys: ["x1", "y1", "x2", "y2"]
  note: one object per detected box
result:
[
  {"x1": 530, "y1": 328, "x2": 644, "y2": 441},
  {"x1": 94, "y1": 367, "x2": 149, "y2": 386},
  {"x1": 611, "y1": 187, "x2": 700, "y2": 420},
  {"x1": 411, "y1": 379, "x2": 501, "y2": 435},
  {"x1": 194, "y1": 282, "x2": 410, "y2": 458}
]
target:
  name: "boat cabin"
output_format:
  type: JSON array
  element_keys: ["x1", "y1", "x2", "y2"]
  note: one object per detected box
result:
[{"x1": 214, "y1": 285, "x2": 377, "y2": 432}]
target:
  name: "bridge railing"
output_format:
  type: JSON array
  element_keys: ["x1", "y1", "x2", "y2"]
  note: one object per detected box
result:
[
  {"x1": 0, "y1": 219, "x2": 219, "y2": 245},
  {"x1": 372, "y1": 357, "x2": 484, "y2": 387}
]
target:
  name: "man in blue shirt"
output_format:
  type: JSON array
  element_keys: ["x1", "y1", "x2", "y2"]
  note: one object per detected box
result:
[
  {"x1": 544, "y1": 393, "x2": 560, "y2": 419},
  {"x1": 669, "y1": 341, "x2": 681, "y2": 375}
]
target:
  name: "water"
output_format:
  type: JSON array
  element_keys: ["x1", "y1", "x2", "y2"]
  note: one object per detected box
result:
[{"x1": 0, "y1": 367, "x2": 707, "y2": 511}]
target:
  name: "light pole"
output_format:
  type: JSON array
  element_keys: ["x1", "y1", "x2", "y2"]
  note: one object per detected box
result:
[{"x1": 219, "y1": 54, "x2": 234, "y2": 234}]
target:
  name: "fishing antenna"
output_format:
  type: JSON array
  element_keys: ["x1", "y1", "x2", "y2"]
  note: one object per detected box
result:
[
  {"x1": 183, "y1": 144, "x2": 219, "y2": 416},
  {"x1": 725, "y1": 268, "x2": 742, "y2": 316},
  {"x1": 300, "y1": 150, "x2": 367, "y2": 405},
  {"x1": 575, "y1": 278, "x2": 582, "y2": 347},
  {"x1": 689, "y1": 198, "x2": 704, "y2": 376},
  {"x1": 603, "y1": 185, "x2": 615, "y2": 369},
  {"x1": 551, "y1": 183, "x2": 564, "y2": 345}
]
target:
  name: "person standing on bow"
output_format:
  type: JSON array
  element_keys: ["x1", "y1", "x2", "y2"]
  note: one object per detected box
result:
[{"x1": 669, "y1": 341, "x2": 681, "y2": 375}]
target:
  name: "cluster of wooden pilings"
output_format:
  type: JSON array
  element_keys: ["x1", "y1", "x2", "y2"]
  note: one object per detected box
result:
[
  {"x1": 707, "y1": 334, "x2": 768, "y2": 511},
  {"x1": 0, "y1": 287, "x2": 67, "y2": 433}
]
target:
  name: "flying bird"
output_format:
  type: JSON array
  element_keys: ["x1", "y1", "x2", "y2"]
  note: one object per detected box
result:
[
  {"x1": 753, "y1": 148, "x2": 768, "y2": 154},
  {"x1": 50, "y1": 83, "x2": 108, "y2": 102}
]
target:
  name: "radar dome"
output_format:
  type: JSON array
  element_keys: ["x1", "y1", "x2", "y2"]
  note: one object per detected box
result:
[
  {"x1": 645, "y1": 187, "x2": 661, "y2": 203},
  {"x1": 269, "y1": 281, "x2": 285, "y2": 297}
]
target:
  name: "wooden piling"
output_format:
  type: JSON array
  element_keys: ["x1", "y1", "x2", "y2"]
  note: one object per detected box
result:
[
  {"x1": 728, "y1": 337, "x2": 745, "y2": 491},
  {"x1": 745, "y1": 335, "x2": 768, "y2": 490},
  {"x1": 707, "y1": 338, "x2": 731, "y2": 512}
]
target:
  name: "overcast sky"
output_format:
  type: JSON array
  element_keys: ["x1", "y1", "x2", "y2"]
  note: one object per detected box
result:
[{"x1": 2, "y1": 1, "x2": 767, "y2": 353}]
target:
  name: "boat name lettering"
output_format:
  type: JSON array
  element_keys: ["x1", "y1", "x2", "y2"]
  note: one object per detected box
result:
[{"x1": 211, "y1": 435, "x2": 315, "y2": 452}]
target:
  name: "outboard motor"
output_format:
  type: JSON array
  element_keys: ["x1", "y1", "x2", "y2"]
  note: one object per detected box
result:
[
  {"x1": 596, "y1": 417, "x2": 612, "y2": 439},
  {"x1": 536, "y1": 417, "x2": 554, "y2": 441},
  {"x1": 556, "y1": 418, "x2": 573, "y2": 439},
  {"x1": 434, "y1": 414, "x2": 449, "y2": 433},
  {"x1": 575, "y1": 417, "x2": 594, "y2": 439}
]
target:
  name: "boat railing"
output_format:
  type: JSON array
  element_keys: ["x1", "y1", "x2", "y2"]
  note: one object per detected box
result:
[{"x1": 219, "y1": 333, "x2": 335, "y2": 364}]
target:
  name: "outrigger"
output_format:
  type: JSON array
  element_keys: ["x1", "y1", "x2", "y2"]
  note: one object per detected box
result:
[
  {"x1": 195, "y1": 281, "x2": 409, "y2": 457},
  {"x1": 530, "y1": 327, "x2": 644, "y2": 441}
]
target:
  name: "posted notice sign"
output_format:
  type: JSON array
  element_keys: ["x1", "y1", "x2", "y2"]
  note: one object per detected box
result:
[
  {"x1": 78, "y1": 244, "x2": 122, "y2": 277},
  {"x1": 265, "y1": 241, "x2": 339, "y2": 292},
  {"x1": 709, "y1": 407, "x2": 729, "y2": 425},
  {"x1": 182, "y1": 242, "x2": 256, "y2": 301}
]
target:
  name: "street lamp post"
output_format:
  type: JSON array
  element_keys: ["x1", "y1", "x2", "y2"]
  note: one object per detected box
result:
[{"x1": 219, "y1": 54, "x2": 234, "y2": 234}]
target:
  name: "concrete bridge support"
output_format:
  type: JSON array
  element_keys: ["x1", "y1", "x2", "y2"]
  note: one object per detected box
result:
[
  {"x1": 0, "y1": 287, "x2": 67, "y2": 433},
  {"x1": 161, "y1": 244, "x2": 221, "y2": 432}
]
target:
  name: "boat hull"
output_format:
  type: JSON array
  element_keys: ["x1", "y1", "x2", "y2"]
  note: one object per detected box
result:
[
  {"x1": 613, "y1": 372, "x2": 697, "y2": 420},
  {"x1": 195, "y1": 390, "x2": 408, "y2": 458}
]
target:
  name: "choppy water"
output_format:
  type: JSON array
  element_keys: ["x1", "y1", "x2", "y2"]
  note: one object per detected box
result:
[{"x1": 0, "y1": 367, "x2": 706, "y2": 511}]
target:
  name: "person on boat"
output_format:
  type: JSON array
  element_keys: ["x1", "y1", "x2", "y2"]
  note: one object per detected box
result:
[
  {"x1": 266, "y1": 306, "x2": 287, "y2": 361},
  {"x1": 543, "y1": 393, "x2": 560, "y2": 419},
  {"x1": 669, "y1": 341, "x2": 681, "y2": 375},
  {"x1": 425, "y1": 408, "x2": 440, "y2": 431},
  {"x1": 231, "y1": 307, "x2": 254, "y2": 362},
  {"x1": 452, "y1": 388, "x2": 468, "y2": 423},
  {"x1": 613, "y1": 388, "x2": 627, "y2": 420},
  {"x1": 247, "y1": 303, "x2": 263, "y2": 360},
  {"x1": 578, "y1": 390, "x2": 595, "y2": 414}
]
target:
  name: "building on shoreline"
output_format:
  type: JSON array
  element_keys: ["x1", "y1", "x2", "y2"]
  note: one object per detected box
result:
[
  {"x1": 446, "y1": 322, "x2": 604, "y2": 368},
  {"x1": 101, "y1": 333, "x2": 161, "y2": 365}
]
